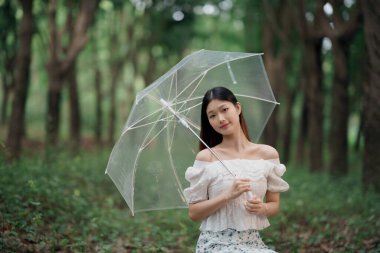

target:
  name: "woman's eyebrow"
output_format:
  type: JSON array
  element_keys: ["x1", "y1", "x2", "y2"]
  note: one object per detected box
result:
[
  {"x1": 207, "y1": 104, "x2": 228, "y2": 114},
  {"x1": 206, "y1": 109, "x2": 214, "y2": 115}
]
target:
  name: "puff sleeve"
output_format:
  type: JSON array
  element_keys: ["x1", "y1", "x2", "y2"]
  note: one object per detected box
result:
[
  {"x1": 183, "y1": 161, "x2": 209, "y2": 204},
  {"x1": 266, "y1": 159, "x2": 290, "y2": 192}
]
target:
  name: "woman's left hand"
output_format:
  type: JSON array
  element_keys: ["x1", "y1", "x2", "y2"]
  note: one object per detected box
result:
[{"x1": 244, "y1": 196, "x2": 267, "y2": 216}]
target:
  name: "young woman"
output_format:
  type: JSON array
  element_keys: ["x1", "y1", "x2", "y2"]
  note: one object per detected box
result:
[{"x1": 184, "y1": 86, "x2": 289, "y2": 252}]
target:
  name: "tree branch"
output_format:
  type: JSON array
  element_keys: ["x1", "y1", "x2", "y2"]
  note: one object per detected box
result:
[{"x1": 61, "y1": 0, "x2": 99, "y2": 73}]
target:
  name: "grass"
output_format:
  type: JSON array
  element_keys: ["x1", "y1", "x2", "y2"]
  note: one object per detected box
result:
[
  {"x1": 1, "y1": 149, "x2": 379, "y2": 252},
  {"x1": 263, "y1": 166, "x2": 380, "y2": 252}
]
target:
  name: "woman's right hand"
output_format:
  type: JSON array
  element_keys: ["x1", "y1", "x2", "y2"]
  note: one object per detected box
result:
[
  {"x1": 188, "y1": 177, "x2": 252, "y2": 221},
  {"x1": 222, "y1": 178, "x2": 252, "y2": 200}
]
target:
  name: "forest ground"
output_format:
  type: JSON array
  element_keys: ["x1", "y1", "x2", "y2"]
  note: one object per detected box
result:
[{"x1": 1, "y1": 147, "x2": 379, "y2": 252}]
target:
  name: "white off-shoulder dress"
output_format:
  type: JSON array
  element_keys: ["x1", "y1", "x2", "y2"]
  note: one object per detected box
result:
[{"x1": 184, "y1": 159, "x2": 289, "y2": 253}]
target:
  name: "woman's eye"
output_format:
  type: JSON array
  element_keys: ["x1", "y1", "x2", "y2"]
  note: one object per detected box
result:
[
  {"x1": 222, "y1": 108, "x2": 229, "y2": 112},
  {"x1": 209, "y1": 115, "x2": 215, "y2": 119}
]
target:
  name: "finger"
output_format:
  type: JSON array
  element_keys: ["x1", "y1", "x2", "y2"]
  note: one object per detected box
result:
[
  {"x1": 237, "y1": 184, "x2": 251, "y2": 191},
  {"x1": 236, "y1": 178, "x2": 252, "y2": 183},
  {"x1": 247, "y1": 198, "x2": 261, "y2": 204},
  {"x1": 251, "y1": 200, "x2": 262, "y2": 204},
  {"x1": 236, "y1": 183, "x2": 251, "y2": 188},
  {"x1": 240, "y1": 188, "x2": 251, "y2": 194},
  {"x1": 244, "y1": 204, "x2": 255, "y2": 212},
  {"x1": 247, "y1": 208, "x2": 258, "y2": 214}
]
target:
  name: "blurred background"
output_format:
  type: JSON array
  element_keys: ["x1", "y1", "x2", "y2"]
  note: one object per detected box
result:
[{"x1": 1, "y1": 0, "x2": 379, "y2": 252}]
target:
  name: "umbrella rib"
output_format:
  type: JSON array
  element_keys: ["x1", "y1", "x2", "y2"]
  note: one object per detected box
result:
[
  {"x1": 126, "y1": 94, "x2": 199, "y2": 132},
  {"x1": 166, "y1": 111, "x2": 177, "y2": 151},
  {"x1": 137, "y1": 108, "x2": 186, "y2": 204},
  {"x1": 134, "y1": 50, "x2": 205, "y2": 103},
  {"x1": 168, "y1": 147, "x2": 186, "y2": 202},
  {"x1": 126, "y1": 101, "x2": 195, "y2": 132},
  {"x1": 168, "y1": 72, "x2": 176, "y2": 103},
  {"x1": 171, "y1": 95, "x2": 203, "y2": 106},
  {"x1": 127, "y1": 57, "x2": 278, "y2": 135},
  {"x1": 170, "y1": 71, "x2": 207, "y2": 107},
  {"x1": 181, "y1": 115, "x2": 201, "y2": 131},
  {"x1": 126, "y1": 118, "x2": 176, "y2": 131},
  {"x1": 140, "y1": 115, "x2": 174, "y2": 150},
  {"x1": 226, "y1": 57, "x2": 237, "y2": 84},
  {"x1": 155, "y1": 96, "x2": 202, "y2": 113},
  {"x1": 169, "y1": 54, "x2": 260, "y2": 104},
  {"x1": 135, "y1": 53, "x2": 263, "y2": 107},
  {"x1": 176, "y1": 101, "x2": 202, "y2": 115},
  {"x1": 123, "y1": 107, "x2": 166, "y2": 135},
  {"x1": 164, "y1": 94, "x2": 278, "y2": 117},
  {"x1": 140, "y1": 125, "x2": 167, "y2": 150},
  {"x1": 130, "y1": 107, "x2": 170, "y2": 214},
  {"x1": 124, "y1": 92, "x2": 178, "y2": 135},
  {"x1": 235, "y1": 94, "x2": 280, "y2": 105},
  {"x1": 165, "y1": 121, "x2": 186, "y2": 203}
]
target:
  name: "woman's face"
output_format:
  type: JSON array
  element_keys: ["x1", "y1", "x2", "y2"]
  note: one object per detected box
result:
[{"x1": 206, "y1": 99, "x2": 241, "y2": 136}]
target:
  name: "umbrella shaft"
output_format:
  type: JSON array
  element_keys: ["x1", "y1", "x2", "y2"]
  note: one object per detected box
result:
[
  {"x1": 187, "y1": 127, "x2": 235, "y2": 176},
  {"x1": 160, "y1": 98, "x2": 235, "y2": 177},
  {"x1": 160, "y1": 99, "x2": 189, "y2": 128}
]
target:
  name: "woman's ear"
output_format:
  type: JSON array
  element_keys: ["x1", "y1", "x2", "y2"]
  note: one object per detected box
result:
[{"x1": 235, "y1": 102, "x2": 242, "y2": 115}]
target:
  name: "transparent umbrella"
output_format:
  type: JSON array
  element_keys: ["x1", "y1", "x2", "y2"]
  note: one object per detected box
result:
[{"x1": 105, "y1": 49, "x2": 279, "y2": 215}]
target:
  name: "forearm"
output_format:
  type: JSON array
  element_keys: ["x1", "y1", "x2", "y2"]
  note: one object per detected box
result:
[
  {"x1": 265, "y1": 200, "x2": 280, "y2": 217},
  {"x1": 188, "y1": 193, "x2": 230, "y2": 221}
]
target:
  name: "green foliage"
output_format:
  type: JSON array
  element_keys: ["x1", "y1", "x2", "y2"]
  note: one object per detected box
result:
[
  {"x1": 0, "y1": 150, "x2": 199, "y2": 252},
  {"x1": 1, "y1": 151, "x2": 379, "y2": 252},
  {"x1": 262, "y1": 166, "x2": 380, "y2": 252}
]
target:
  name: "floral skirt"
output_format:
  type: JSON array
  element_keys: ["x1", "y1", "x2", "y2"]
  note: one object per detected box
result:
[{"x1": 196, "y1": 228, "x2": 277, "y2": 253}]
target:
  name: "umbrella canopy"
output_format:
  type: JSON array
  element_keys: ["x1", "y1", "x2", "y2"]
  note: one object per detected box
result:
[{"x1": 105, "y1": 49, "x2": 279, "y2": 215}]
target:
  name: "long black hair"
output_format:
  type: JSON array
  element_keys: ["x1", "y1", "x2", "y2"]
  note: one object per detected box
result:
[{"x1": 199, "y1": 86, "x2": 251, "y2": 151}]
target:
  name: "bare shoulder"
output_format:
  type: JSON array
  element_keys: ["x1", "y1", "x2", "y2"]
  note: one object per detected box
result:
[
  {"x1": 195, "y1": 149, "x2": 213, "y2": 162},
  {"x1": 252, "y1": 143, "x2": 279, "y2": 160}
]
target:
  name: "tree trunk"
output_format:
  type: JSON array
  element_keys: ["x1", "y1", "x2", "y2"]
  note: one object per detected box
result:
[
  {"x1": 329, "y1": 38, "x2": 349, "y2": 175},
  {"x1": 107, "y1": 60, "x2": 124, "y2": 144},
  {"x1": 355, "y1": 112, "x2": 364, "y2": 151},
  {"x1": 262, "y1": 25, "x2": 278, "y2": 147},
  {"x1": 319, "y1": 0, "x2": 362, "y2": 175},
  {"x1": 46, "y1": 72, "x2": 63, "y2": 145},
  {"x1": 94, "y1": 66, "x2": 102, "y2": 144},
  {"x1": 1, "y1": 72, "x2": 14, "y2": 126},
  {"x1": 362, "y1": 0, "x2": 380, "y2": 192},
  {"x1": 296, "y1": 96, "x2": 308, "y2": 164},
  {"x1": 282, "y1": 91, "x2": 296, "y2": 163},
  {"x1": 242, "y1": 1, "x2": 262, "y2": 53},
  {"x1": 67, "y1": 62, "x2": 81, "y2": 146},
  {"x1": 143, "y1": 48, "x2": 157, "y2": 87},
  {"x1": 106, "y1": 17, "x2": 128, "y2": 144},
  {"x1": 46, "y1": 0, "x2": 99, "y2": 145},
  {"x1": 305, "y1": 41, "x2": 324, "y2": 171},
  {"x1": 261, "y1": 0, "x2": 293, "y2": 149},
  {"x1": 296, "y1": 0, "x2": 325, "y2": 171},
  {"x1": 0, "y1": 0, "x2": 17, "y2": 126},
  {"x1": 295, "y1": 61, "x2": 309, "y2": 164},
  {"x1": 108, "y1": 83, "x2": 116, "y2": 145},
  {"x1": 6, "y1": 0, "x2": 33, "y2": 160}
]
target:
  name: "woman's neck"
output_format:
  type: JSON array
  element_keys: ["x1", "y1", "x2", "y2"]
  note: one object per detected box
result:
[{"x1": 220, "y1": 129, "x2": 250, "y2": 153}]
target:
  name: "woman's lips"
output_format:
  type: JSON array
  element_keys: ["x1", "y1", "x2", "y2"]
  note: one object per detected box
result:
[{"x1": 220, "y1": 123, "x2": 229, "y2": 129}]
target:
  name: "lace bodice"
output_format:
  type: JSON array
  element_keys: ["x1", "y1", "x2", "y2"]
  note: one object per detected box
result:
[{"x1": 183, "y1": 159, "x2": 289, "y2": 232}]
